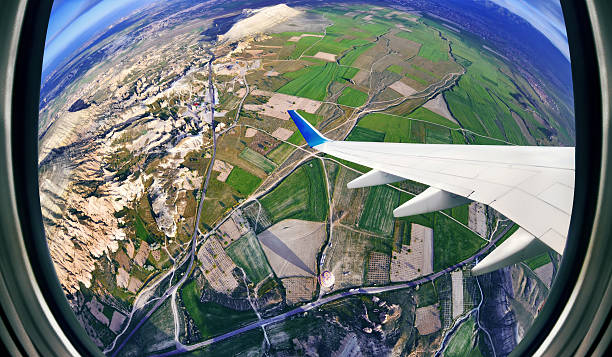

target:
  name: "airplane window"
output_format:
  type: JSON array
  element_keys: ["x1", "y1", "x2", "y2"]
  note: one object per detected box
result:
[{"x1": 38, "y1": 0, "x2": 574, "y2": 355}]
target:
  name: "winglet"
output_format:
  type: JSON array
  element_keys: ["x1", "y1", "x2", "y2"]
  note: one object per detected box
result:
[{"x1": 288, "y1": 110, "x2": 330, "y2": 147}]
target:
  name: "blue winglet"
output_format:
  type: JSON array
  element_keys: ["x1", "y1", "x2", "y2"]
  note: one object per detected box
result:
[{"x1": 287, "y1": 110, "x2": 329, "y2": 147}]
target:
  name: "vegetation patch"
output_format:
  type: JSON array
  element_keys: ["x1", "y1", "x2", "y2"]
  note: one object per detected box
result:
[
  {"x1": 347, "y1": 126, "x2": 385, "y2": 142},
  {"x1": 416, "y1": 281, "x2": 438, "y2": 307},
  {"x1": 524, "y1": 253, "x2": 552, "y2": 271},
  {"x1": 277, "y1": 62, "x2": 359, "y2": 101},
  {"x1": 260, "y1": 160, "x2": 328, "y2": 223},
  {"x1": 445, "y1": 318, "x2": 478, "y2": 357},
  {"x1": 433, "y1": 213, "x2": 486, "y2": 271},
  {"x1": 358, "y1": 113, "x2": 412, "y2": 142},
  {"x1": 226, "y1": 232, "x2": 272, "y2": 284},
  {"x1": 337, "y1": 87, "x2": 368, "y2": 107},
  {"x1": 358, "y1": 185, "x2": 400, "y2": 237},
  {"x1": 226, "y1": 167, "x2": 262, "y2": 196},
  {"x1": 239, "y1": 147, "x2": 277, "y2": 174},
  {"x1": 386, "y1": 64, "x2": 404, "y2": 74},
  {"x1": 181, "y1": 280, "x2": 258, "y2": 339}
]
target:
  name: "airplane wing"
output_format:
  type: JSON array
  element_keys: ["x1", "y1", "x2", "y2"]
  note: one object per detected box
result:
[{"x1": 288, "y1": 110, "x2": 575, "y2": 275}]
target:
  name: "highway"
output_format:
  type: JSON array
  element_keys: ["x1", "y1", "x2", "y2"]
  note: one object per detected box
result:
[
  {"x1": 110, "y1": 51, "x2": 218, "y2": 357},
  {"x1": 152, "y1": 221, "x2": 514, "y2": 356}
]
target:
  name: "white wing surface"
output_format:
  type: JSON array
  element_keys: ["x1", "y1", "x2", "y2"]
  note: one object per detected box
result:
[{"x1": 288, "y1": 110, "x2": 575, "y2": 275}]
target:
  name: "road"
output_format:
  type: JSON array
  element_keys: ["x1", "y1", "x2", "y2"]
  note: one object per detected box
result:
[
  {"x1": 109, "y1": 51, "x2": 218, "y2": 357},
  {"x1": 152, "y1": 221, "x2": 514, "y2": 356}
]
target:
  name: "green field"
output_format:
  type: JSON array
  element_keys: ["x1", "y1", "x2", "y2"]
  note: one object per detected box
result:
[
  {"x1": 396, "y1": 25, "x2": 448, "y2": 62},
  {"x1": 185, "y1": 329, "x2": 264, "y2": 356},
  {"x1": 304, "y1": 35, "x2": 371, "y2": 56},
  {"x1": 226, "y1": 167, "x2": 262, "y2": 196},
  {"x1": 260, "y1": 159, "x2": 328, "y2": 223},
  {"x1": 358, "y1": 185, "x2": 400, "y2": 237},
  {"x1": 337, "y1": 87, "x2": 368, "y2": 107},
  {"x1": 181, "y1": 280, "x2": 258, "y2": 339},
  {"x1": 438, "y1": 27, "x2": 564, "y2": 145},
  {"x1": 445, "y1": 319, "x2": 479, "y2": 357},
  {"x1": 239, "y1": 147, "x2": 277, "y2": 173},
  {"x1": 413, "y1": 64, "x2": 439, "y2": 78},
  {"x1": 266, "y1": 143, "x2": 295, "y2": 165},
  {"x1": 525, "y1": 253, "x2": 552, "y2": 271},
  {"x1": 357, "y1": 113, "x2": 412, "y2": 142},
  {"x1": 346, "y1": 126, "x2": 385, "y2": 142},
  {"x1": 278, "y1": 62, "x2": 359, "y2": 101},
  {"x1": 339, "y1": 43, "x2": 375, "y2": 66},
  {"x1": 289, "y1": 36, "x2": 321, "y2": 59},
  {"x1": 409, "y1": 106, "x2": 461, "y2": 129},
  {"x1": 226, "y1": 232, "x2": 272, "y2": 284},
  {"x1": 405, "y1": 72, "x2": 429, "y2": 85},
  {"x1": 445, "y1": 204, "x2": 469, "y2": 226},
  {"x1": 416, "y1": 281, "x2": 438, "y2": 307},
  {"x1": 386, "y1": 64, "x2": 403, "y2": 74},
  {"x1": 433, "y1": 213, "x2": 486, "y2": 271}
]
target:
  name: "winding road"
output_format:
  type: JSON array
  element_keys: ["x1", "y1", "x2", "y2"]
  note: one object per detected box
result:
[{"x1": 152, "y1": 221, "x2": 514, "y2": 356}]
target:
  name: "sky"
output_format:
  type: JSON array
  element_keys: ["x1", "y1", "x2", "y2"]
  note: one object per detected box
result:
[
  {"x1": 42, "y1": 0, "x2": 154, "y2": 76},
  {"x1": 490, "y1": 0, "x2": 570, "y2": 61},
  {"x1": 43, "y1": 0, "x2": 570, "y2": 76}
]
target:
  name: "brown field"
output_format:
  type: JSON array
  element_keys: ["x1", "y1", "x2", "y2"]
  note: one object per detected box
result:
[
  {"x1": 257, "y1": 219, "x2": 326, "y2": 278},
  {"x1": 352, "y1": 41, "x2": 387, "y2": 70},
  {"x1": 313, "y1": 51, "x2": 337, "y2": 62},
  {"x1": 197, "y1": 237, "x2": 239, "y2": 294},
  {"x1": 390, "y1": 223, "x2": 434, "y2": 282},
  {"x1": 244, "y1": 90, "x2": 322, "y2": 121},
  {"x1": 212, "y1": 159, "x2": 234, "y2": 182},
  {"x1": 390, "y1": 80, "x2": 418, "y2": 97},
  {"x1": 218, "y1": 211, "x2": 250, "y2": 246},
  {"x1": 282, "y1": 277, "x2": 316, "y2": 304},
  {"x1": 271, "y1": 127, "x2": 294, "y2": 141},
  {"x1": 248, "y1": 131, "x2": 281, "y2": 155},
  {"x1": 415, "y1": 304, "x2": 442, "y2": 335},
  {"x1": 366, "y1": 252, "x2": 391, "y2": 285},
  {"x1": 331, "y1": 167, "x2": 370, "y2": 227},
  {"x1": 423, "y1": 93, "x2": 460, "y2": 125}
]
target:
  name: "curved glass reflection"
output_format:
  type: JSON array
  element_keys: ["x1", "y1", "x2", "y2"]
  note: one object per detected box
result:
[{"x1": 38, "y1": 0, "x2": 574, "y2": 355}]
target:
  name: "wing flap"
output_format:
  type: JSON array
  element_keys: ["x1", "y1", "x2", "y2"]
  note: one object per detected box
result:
[
  {"x1": 288, "y1": 110, "x2": 574, "y2": 272},
  {"x1": 394, "y1": 187, "x2": 472, "y2": 217},
  {"x1": 472, "y1": 227, "x2": 551, "y2": 275},
  {"x1": 347, "y1": 170, "x2": 405, "y2": 189}
]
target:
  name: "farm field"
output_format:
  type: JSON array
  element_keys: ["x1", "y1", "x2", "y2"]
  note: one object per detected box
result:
[
  {"x1": 339, "y1": 43, "x2": 375, "y2": 66},
  {"x1": 346, "y1": 126, "x2": 385, "y2": 142},
  {"x1": 239, "y1": 147, "x2": 276, "y2": 174},
  {"x1": 358, "y1": 185, "x2": 400, "y2": 237},
  {"x1": 260, "y1": 159, "x2": 328, "y2": 223},
  {"x1": 386, "y1": 64, "x2": 403, "y2": 74},
  {"x1": 444, "y1": 319, "x2": 480, "y2": 357},
  {"x1": 357, "y1": 113, "x2": 412, "y2": 143},
  {"x1": 409, "y1": 106, "x2": 461, "y2": 129},
  {"x1": 524, "y1": 253, "x2": 552, "y2": 271},
  {"x1": 226, "y1": 231, "x2": 273, "y2": 284},
  {"x1": 322, "y1": 225, "x2": 393, "y2": 292},
  {"x1": 433, "y1": 213, "x2": 487, "y2": 272},
  {"x1": 181, "y1": 280, "x2": 258, "y2": 339},
  {"x1": 395, "y1": 24, "x2": 449, "y2": 62},
  {"x1": 416, "y1": 281, "x2": 438, "y2": 307},
  {"x1": 277, "y1": 62, "x2": 359, "y2": 101},
  {"x1": 226, "y1": 166, "x2": 262, "y2": 196},
  {"x1": 337, "y1": 87, "x2": 368, "y2": 107}
]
